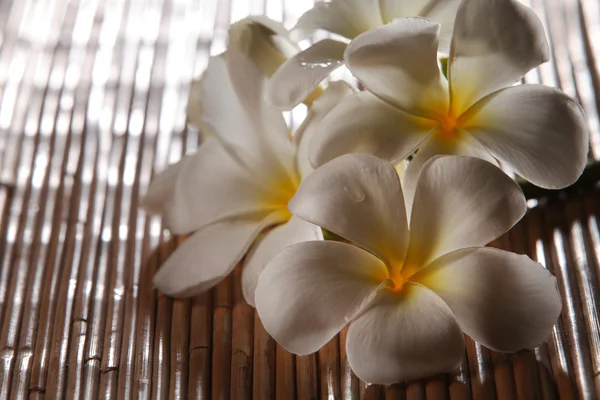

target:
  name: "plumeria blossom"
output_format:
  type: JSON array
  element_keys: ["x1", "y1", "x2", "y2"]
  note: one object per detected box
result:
[
  {"x1": 142, "y1": 50, "x2": 353, "y2": 304},
  {"x1": 255, "y1": 154, "x2": 561, "y2": 384},
  {"x1": 309, "y1": 0, "x2": 589, "y2": 213},
  {"x1": 267, "y1": 0, "x2": 462, "y2": 109}
]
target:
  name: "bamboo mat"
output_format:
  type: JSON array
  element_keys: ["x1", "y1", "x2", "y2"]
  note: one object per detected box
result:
[{"x1": 1, "y1": 0, "x2": 600, "y2": 398}]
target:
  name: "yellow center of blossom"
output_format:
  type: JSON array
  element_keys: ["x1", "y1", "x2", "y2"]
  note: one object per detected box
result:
[
  {"x1": 386, "y1": 269, "x2": 406, "y2": 293},
  {"x1": 437, "y1": 113, "x2": 461, "y2": 137},
  {"x1": 260, "y1": 170, "x2": 300, "y2": 220},
  {"x1": 384, "y1": 258, "x2": 425, "y2": 294},
  {"x1": 419, "y1": 107, "x2": 466, "y2": 141}
]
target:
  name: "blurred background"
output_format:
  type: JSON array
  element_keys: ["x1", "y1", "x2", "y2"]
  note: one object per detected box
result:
[{"x1": 1, "y1": 0, "x2": 600, "y2": 398}]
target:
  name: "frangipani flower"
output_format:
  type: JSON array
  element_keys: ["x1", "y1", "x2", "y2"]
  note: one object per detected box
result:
[
  {"x1": 309, "y1": 0, "x2": 589, "y2": 212},
  {"x1": 267, "y1": 0, "x2": 462, "y2": 109},
  {"x1": 142, "y1": 50, "x2": 353, "y2": 304},
  {"x1": 255, "y1": 154, "x2": 561, "y2": 384}
]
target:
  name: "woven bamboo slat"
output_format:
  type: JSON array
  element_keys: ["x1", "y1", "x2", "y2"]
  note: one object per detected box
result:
[{"x1": 1, "y1": 0, "x2": 600, "y2": 398}]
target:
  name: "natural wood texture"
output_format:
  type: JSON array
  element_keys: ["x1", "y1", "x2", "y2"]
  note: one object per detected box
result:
[{"x1": 1, "y1": 0, "x2": 600, "y2": 398}]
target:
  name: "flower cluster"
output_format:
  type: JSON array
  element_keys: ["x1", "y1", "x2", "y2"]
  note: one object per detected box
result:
[{"x1": 143, "y1": 0, "x2": 589, "y2": 384}]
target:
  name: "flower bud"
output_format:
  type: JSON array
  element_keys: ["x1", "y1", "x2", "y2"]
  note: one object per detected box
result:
[
  {"x1": 228, "y1": 16, "x2": 324, "y2": 107},
  {"x1": 228, "y1": 16, "x2": 298, "y2": 78}
]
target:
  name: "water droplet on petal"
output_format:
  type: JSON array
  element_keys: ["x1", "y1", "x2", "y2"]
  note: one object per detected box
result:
[
  {"x1": 344, "y1": 184, "x2": 365, "y2": 202},
  {"x1": 298, "y1": 58, "x2": 336, "y2": 69}
]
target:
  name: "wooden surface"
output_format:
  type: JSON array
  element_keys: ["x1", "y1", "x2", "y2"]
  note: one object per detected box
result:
[{"x1": 1, "y1": 0, "x2": 600, "y2": 398}]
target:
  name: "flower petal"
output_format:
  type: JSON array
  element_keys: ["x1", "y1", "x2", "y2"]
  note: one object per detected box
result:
[
  {"x1": 395, "y1": 160, "x2": 407, "y2": 181},
  {"x1": 401, "y1": 130, "x2": 499, "y2": 219},
  {"x1": 186, "y1": 79, "x2": 213, "y2": 137},
  {"x1": 153, "y1": 212, "x2": 287, "y2": 297},
  {"x1": 346, "y1": 284, "x2": 465, "y2": 384},
  {"x1": 141, "y1": 157, "x2": 191, "y2": 215},
  {"x1": 266, "y1": 39, "x2": 347, "y2": 110},
  {"x1": 449, "y1": 0, "x2": 549, "y2": 114},
  {"x1": 379, "y1": 0, "x2": 434, "y2": 21},
  {"x1": 226, "y1": 50, "x2": 298, "y2": 177},
  {"x1": 345, "y1": 17, "x2": 448, "y2": 120},
  {"x1": 228, "y1": 16, "x2": 300, "y2": 77},
  {"x1": 289, "y1": 153, "x2": 409, "y2": 266},
  {"x1": 293, "y1": 0, "x2": 383, "y2": 40},
  {"x1": 201, "y1": 53, "x2": 296, "y2": 179},
  {"x1": 242, "y1": 216, "x2": 323, "y2": 307},
  {"x1": 463, "y1": 84, "x2": 589, "y2": 189},
  {"x1": 379, "y1": 0, "x2": 463, "y2": 53},
  {"x1": 404, "y1": 155, "x2": 526, "y2": 275},
  {"x1": 420, "y1": 0, "x2": 463, "y2": 54},
  {"x1": 414, "y1": 247, "x2": 562, "y2": 352},
  {"x1": 255, "y1": 240, "x2": 389, "y2": 355},
  {"x1": 141, "y1": 139, "x2": 274, "y2": 234},
  {"x1": 293, "y1": 81, "x2": 355, "y2": 177},
  {"x1": 309, "y1": 91, "x2": 432, "y2": 168}
]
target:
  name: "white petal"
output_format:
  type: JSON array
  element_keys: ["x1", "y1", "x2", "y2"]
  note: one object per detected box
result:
[
  {"x1": 309, "y1": 91, "x2": 432, "y2": 168},
  {"x1": 266, "y1": 39, "x2": 347, "y2": 110},
  {"x1": 141, "y1": 157, "x2": 191, "y2": 215},
  {"x1": 293, "y1": 0, "x2": 383, "y2": 40},
  {"x1": 142, "y1": 139, "x2": 274, "y2": 234},
  {"x1": 401, "y1": 130, "x2": 499, "y2": 219},
  {"x1": 153, "y1": 212, "x2": 287, "y2": 297},
  {"x1": 379, "y1": 0, "x2": 433, "y2": 21},
  {"x1": 346, "y1": 285, "x2": 465, "y2": 384},
  {"x1": 293, "y1": 81, "x2": 355, "y2": 178},
  {"x1": 232, "y1": 15, "x2": 293, "y2": 39},
  {"x1": 228, "y1": 16, "x2": 300, "y2": 77},
  {"x1": 201, "y1": 53, "x2": 296, "y2": 179},
  {"x1": 449, "y1": 0, "x2": 549, "y2": 114},
  {"x1": 394, "y1": 160, "x2": 407, "y2": 181},
  {"x1": 421, "y1": 0, "x2": 463, "y2": 54},
  {"x1": 255, "y1": 240, "x2": 389, "y2": 355},
  {"x1": 225, "y1": 50, "x2": 298, "y2": 177},
  {"x1": 186, "y1": 79, "x2": 212, "y2": 137},
  {"x1": 289, "y1": 154, "x2": 409, "y2": 266},
  {"x1": 345, "y1": 18, "x2": 448, "y2": 120},
  {"x1": 414, "y1": 247, "x2": 562, "y2": 352},
  {"x1": 404, "y1": 155, "x2": 526, "y2": 275},
  {"x1": 463, "y1": 84, "x2": 590, "y2": 189},
  {"x1": 242, "y1": 216, "x2": 323, "y2": 307},
  {"x1": 379, "y1": 0, "x2": 463, "y2": 53}
]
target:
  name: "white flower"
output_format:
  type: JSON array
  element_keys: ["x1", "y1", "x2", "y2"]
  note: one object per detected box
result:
[
  {"x1": 255, "y1": 154, "x2": 561, "y2": 384},
  {"x1": 309, "y1": 0, "x2": 589, "y2": 214},
  {"x1": 142, "y1": 51, "x2": 353, "y2": 304},
  {"x1": 266, "y1": 0, "x2": 463, "y2": 109}
]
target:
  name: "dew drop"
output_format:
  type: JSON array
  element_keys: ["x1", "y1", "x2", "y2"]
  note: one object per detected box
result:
[
  {"x1": 298, "y1": 54, "x2": 338, "y2": 69},
  {"x1": 344, "y1": 184, "x2": 365, "y2": 202},
  {"x1": 299, "y1": 60, "x2": 335, "y2": 68}
]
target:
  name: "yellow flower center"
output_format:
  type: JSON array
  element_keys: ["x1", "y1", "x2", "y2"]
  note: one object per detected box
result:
[
  {"x1": 386, "y1": 270, "x2": 406, "y2": 293},
  {"x1": 419, "y1": 107, "x2": 467, "y2": 141},
  {"x1": 259, "y1": 171, "x2": 300, "y2": 220},
  {"x1": 384, "y1": 256, "x2": 425, "y2": 294},
  {"x1": 437, "y1": 113, "x2": 461, "y2": 138}
]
